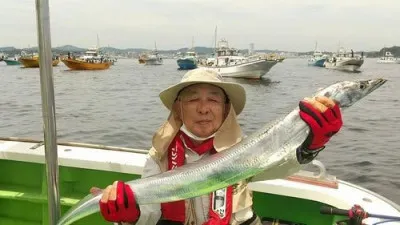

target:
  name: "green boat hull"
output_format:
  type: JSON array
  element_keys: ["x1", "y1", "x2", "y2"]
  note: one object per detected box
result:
[
  {"x1": 0, "y1": 159, "x2": 344, "y2": 225},
  {"x1": 3, "y1": 59, "x2": 21, "y2": 65}
]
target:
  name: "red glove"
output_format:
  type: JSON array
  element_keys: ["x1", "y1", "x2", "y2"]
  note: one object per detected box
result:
[
  {"x1": 348, "y1": 204, "x2": 368, "y2": 225},
  {"x1": 299, "y1": 100, "x2": 343, "y2": 150},
  {"x1": 99, "y1": 181, "x2": 140, "y2": 223}
]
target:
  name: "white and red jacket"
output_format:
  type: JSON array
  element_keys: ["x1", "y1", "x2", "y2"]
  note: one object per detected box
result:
[{"x1": 123, "y1": 106, "x2": 264, "y2": 225}]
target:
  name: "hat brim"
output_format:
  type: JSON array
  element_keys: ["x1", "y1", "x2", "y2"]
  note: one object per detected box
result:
[{"x1": 159, "y1": 80, "x2": 246, "y2": 115}]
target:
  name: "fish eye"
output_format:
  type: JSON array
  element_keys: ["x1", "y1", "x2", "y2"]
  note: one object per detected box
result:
[{"x1": 360, "y1": 82, "x2": 367, "y2": 90}]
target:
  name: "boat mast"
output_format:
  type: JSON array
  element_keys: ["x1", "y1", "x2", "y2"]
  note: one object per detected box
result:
[
  {"x1": 97, "y1": 34, "x2": 100, "y2": 54},
  {"x1": 34, "y1": 0, "x2": 61, "y2": 224},
  {"x1": 383, "y1": 45, "x2": 386, "y2": 58},
  {"x1": 214, "y1": 26, "x2": 217, "y2": 56}
]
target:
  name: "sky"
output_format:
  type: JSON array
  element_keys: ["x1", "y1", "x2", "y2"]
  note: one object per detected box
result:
[{"x1": 1, "y1": 0, "x2": 399, "y2": 52}]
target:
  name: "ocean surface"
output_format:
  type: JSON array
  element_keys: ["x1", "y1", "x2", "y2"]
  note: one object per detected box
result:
[{"x1": 1, "y1": 58, "x2": 399, "y2": 204}]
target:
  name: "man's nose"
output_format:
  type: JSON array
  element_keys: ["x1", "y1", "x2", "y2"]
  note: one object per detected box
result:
[{"x1": 197, "y1": 100, "x2": 210, "y2": 114}]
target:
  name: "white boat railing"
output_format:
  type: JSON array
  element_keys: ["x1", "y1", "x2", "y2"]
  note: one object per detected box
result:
[{"x1": 0, "y1": 137, "x2": 149, "y2": 154}]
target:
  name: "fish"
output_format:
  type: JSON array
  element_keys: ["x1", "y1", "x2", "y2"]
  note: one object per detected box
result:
[{"x1": 56, "y1": 78, "x2": 387, "y2": 225}]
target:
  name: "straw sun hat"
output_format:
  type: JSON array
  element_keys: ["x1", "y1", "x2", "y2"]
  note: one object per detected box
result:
[{"x1": 159, "y1": 68, "x2": 246, "y2": 115}]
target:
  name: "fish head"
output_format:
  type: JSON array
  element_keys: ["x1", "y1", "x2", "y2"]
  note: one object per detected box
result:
[{"x1": 316, "y1": 78, "x2": 387, "y2": 108}]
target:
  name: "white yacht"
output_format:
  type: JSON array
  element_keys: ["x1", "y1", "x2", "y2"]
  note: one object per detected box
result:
[{"x1": 377, "y1": 51, "x2": 400, "y2": 64}]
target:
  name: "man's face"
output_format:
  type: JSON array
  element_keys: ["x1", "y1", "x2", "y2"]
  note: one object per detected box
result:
[{"x1": 177, "y1": 84, "x2": 227, "y2": 138}]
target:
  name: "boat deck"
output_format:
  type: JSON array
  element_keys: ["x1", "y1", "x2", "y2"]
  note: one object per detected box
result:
[{"x1": 0, "y1": 139, "x2": 399, "y2": 224}]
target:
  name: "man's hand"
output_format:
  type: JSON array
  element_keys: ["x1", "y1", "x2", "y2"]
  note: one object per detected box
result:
[
  {"x1": 97, "y1": 181, "x2": 140, "y2": 223},
  {"x1": 299, "y1": 96, "x2": 343, "y2": 150}
]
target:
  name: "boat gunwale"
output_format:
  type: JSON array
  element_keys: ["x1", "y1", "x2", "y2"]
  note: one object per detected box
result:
[
  {"x1": 0, "y1": 137, "x2": 148, "y2": 154},
  {"x1": 1, "y1": 138, "x2": 400, "y2": 224}
]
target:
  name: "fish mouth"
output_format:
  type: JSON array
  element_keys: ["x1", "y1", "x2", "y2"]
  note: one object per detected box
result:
[{"x1": 366, "y1": 78, "x2": 387, "y2": 94}]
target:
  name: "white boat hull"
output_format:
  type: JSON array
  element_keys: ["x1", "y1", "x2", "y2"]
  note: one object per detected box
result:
[
  {"x1": 324, "y1": 58, "x2": 364, "y2": 72},
  {"x1": 251, "y1": 176, "x2": 400, "y2": 225},
  {"x1": 377, "y1": 59, "x2": 400, "y2": 64},
  {"x1": 144, "y1": 58, "x2": 163, "y2": 65},
  {"x1": 199, "y1": 60, "x2": 277, "y2": 79}
]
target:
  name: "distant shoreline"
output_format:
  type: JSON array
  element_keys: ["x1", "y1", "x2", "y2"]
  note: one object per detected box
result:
[{"x1": 1, "y1": 45, "x2": 399, "y2": 58}]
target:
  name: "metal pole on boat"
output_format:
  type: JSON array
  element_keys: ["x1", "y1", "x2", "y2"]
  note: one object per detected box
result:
[
  {"x1": 214, "y1": 26, "x2": 217, "y2": 56},
  {"x1": 34, "y1": 0, "x2": 61, "y2": 224}
]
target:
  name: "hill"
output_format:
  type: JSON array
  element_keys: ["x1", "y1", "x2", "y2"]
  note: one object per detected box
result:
[{"x1": 1, "y1": 45, "x2": 399, "y2": 58}]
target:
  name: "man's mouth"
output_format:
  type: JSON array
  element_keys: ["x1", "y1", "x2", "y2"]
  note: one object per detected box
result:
[{"x1": 197, "y1": 120, "x2": 211, "y2": 125}]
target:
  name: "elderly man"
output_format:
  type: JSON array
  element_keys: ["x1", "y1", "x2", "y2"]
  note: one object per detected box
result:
[{"x1": 96, "y1": 69, "x2": 343, "y2": 225}]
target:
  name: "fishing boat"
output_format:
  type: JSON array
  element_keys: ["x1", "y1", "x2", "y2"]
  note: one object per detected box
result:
[
  {"x1": 80, "y1": 47, "x2": 101, "y2": 61},
  {"x1": 138, "y1": 53, "x2": 147, "y2": 64},
  {"x1": 144, "y1": 42, "x2": 163, "y2": 65},
  {"x1": 61, "y1": 58, "x2": 112, "y2": 70},
  {"x1": 199, "y1": 39, "x2": 277, "y2": 79},
  {"x1": 79, "y1": 46, "x2": 114, "y2": 63},
  {"x1": 308, "y1": 42, "x2": 327, "y2": 67},
  {"x1": 265, "y1": 53, "x2": 285, "y2": 63},
  {"x1": 377, "y1": 51, "x2": 400, "y2": 64},
  {"x1": 177, "y1": 38, "x2": 198, "y2": 70},
  {"x1": 3, "y1": 58, "x2": 21, "y2": 65},
  {"x1": 144, "y1": 53, "x2": 163, "y2": 65},
  {"x1": 276, "y1": 56, "x2": 285, "y2": 63},
  {"x1": 1, "y1": 138, "x2": 400, "y2": 225},
  {"x1": 3, "y1": 1, "x2": 399, "y2": 225},
  {"x1": 177, "y1": 51, "x2": 198, "y2": 69},
  {"x1": 324, "y1": 47, "x2": 364, "y2": 72},
  {"x1": 309, "y1": 51, "x2": 327, "y2": 68},
  {"x1": 308, "y1": 50, "x2": 327, "y2": 67},
  {"x1": 1, "y1": 53, "x2": 22, "y2": 65},
  {"x1": 19, "y1": 54, "x2": 60, "y2": 68}
]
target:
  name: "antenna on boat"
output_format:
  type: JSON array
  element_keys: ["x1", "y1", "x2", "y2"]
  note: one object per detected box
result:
[
  {"x1": 214, "y1": 25, "x2": 217, "y2": 56},
  {"x1": 34, "y1": 0, "x2": 61, "y2": 224},
  {"x1": 97, "y1": 34, "x2": 100, "y2": 49}
]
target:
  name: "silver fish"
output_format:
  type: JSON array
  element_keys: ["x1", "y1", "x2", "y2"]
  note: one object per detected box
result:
[{"x1": 57, "y1": 78, "x2": 387, "y2": 225}]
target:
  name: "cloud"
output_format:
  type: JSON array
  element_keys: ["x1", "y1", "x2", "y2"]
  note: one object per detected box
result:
[{"x1": 1, "y1": 0, "x2": 400, "y2": 51}]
